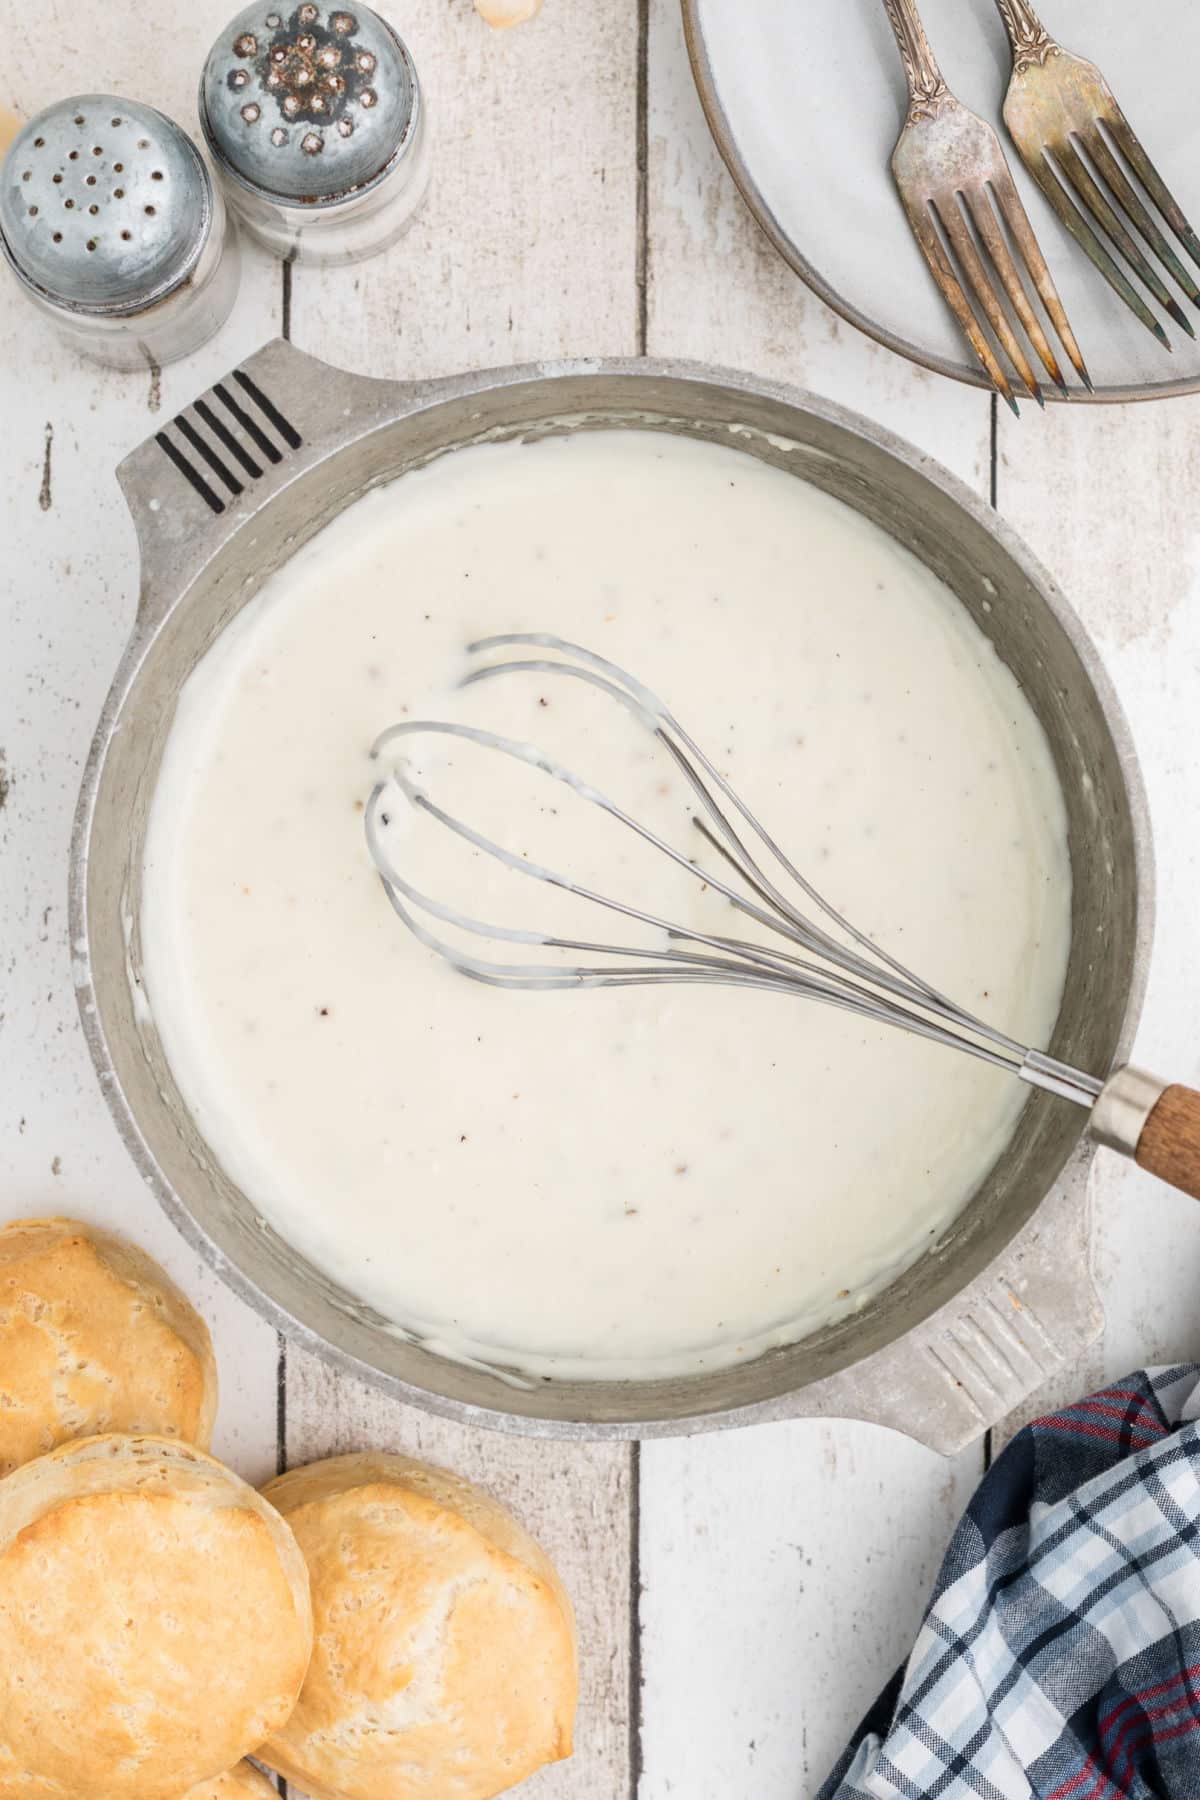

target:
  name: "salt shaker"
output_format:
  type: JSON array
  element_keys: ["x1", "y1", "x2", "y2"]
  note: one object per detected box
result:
[
  {"x1": 200, "y1": 3, "x2": 430, "y2": 267},
  {"x1": 0, "y1": 96, "x2": 240, "y2": 371}
]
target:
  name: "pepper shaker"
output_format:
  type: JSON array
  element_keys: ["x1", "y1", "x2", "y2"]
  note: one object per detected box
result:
[
  {"x1": 0, "y1": 96, "x2": 240, "y2": 371},
  {"x1": 200, "y1": 3, "x2": 430, "y2": 267}
]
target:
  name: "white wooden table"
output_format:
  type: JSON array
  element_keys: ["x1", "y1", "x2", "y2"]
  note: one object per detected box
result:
[{"x1": 4, "y1": 5, "x2": 1200, "y2": 1796}]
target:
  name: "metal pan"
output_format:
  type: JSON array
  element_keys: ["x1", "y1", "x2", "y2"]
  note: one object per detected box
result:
[{"x1": 70, "y1": 339, "x2": 1152, "y2": 1452}]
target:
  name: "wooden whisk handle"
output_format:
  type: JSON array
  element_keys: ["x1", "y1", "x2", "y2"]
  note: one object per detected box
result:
[
  {"x1": 1092, "y1": 1066, "x2": 1200, "y2": 1202},
  {"x1": 1135, "y1": 1085, "x2": 1200, "y2": 1202}
]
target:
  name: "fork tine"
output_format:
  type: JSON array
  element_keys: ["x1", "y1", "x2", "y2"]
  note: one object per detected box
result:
[
  {"x1": 968, "y1": 181, "x2": 1067, "y2": 391},
  {"x1": 1105, "y1": 106, "x2": 1200, "y2": 276},
  {"x1": 1053, "y1": 139, "x2": 1195, "y2": 337},
  {"x1": 905, "y1": 203, "x2": 1020, "y2": 412},
  {"x1": 1020, "y1": 149, "x2": 1171, "y2": 348},
  {"x1": 937, "y1": 197, "x2": 1044, "y2": 403},
  {"x1": 987, "y1": 172, "x2": 1090, "y2": 391},
  {"x1": 1081, "y1": 123, "x2": 1200, "y2": 308}
]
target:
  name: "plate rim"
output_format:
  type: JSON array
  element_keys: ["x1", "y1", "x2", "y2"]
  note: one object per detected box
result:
[{"x1": 681, "y1": 0, "x2": 1200, "y2": 407}]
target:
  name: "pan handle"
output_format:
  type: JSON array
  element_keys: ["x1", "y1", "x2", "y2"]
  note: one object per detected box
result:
[
  {"x1": 801, "y1": 1156, "x2": 1103, "y2": 1455},
  {"x1": 115, "y1": 337, "x2": 431, "y2": 628},
  {"x1": 807, "y1": 1070, "x2": 1200, "y2": 1453}
]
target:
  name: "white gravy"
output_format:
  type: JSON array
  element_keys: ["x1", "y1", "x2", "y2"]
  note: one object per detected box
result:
[{"x1": 140, "y1": 430, "x2": 1072, "y2": 1381}]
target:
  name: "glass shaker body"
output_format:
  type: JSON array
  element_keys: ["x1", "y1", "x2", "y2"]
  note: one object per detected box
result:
[
  {"x1": 0, "y1": 96, "x2": 240, "y2": 371},
  {"x1": 201, "y1": 5, "x2": 430, "y2": 269}
]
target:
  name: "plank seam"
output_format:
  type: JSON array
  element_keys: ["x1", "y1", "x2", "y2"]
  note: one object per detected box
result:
[
  {"x1": 629, "y1": 1437, "x2": 644, "y2": 1795},
  {"x1": 631, "y1": 19, "x2": 648, "y2": 1779},
  {"x1": 984, "y1": 385, "x2": 998, "y2": 1476},
  {"x1": 276, "y1": 248, "x2": 292, "y2": 1800},
  {"x1": 635, "y1": 0, "x2": 649, "y2": 355}
]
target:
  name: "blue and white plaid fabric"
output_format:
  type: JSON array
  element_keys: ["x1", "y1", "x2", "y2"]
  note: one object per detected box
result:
[{"x1": 821, "y1": 1366, "x2": 1200, "y2": 1800}]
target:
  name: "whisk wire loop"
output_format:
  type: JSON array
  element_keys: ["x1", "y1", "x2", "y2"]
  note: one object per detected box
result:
[{"x1": 366, "y1": 634, "x2": 1102, "y2": 1109}]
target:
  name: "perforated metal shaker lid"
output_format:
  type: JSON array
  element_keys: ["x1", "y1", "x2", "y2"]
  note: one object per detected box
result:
[
  {"x1": 0, "y1": 96, "x2": 212, "y2": 315},
  {"x1": 200, "y1": 3, "x2": 418, "y2": 206}
]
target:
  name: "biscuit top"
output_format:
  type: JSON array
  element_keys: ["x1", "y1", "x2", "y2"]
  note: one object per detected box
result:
[
  {"x1": 0, "y1": 1218, "x2": 217, "y2": 1475},
  {"x1": 0, "y1": 1436, "x2": 313, "y2": 1800},
  {"x1": 260, "y1": 1452, "x2": 577, "y2": 1800}
]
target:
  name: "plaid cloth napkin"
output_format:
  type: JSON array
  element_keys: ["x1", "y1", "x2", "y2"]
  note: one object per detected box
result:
[{"x1": 820, "y1": 1365, "x2": 1200, "y2": 1800}]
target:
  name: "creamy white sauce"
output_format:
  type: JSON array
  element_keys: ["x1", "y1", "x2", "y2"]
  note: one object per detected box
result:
[{"x1": 140, "y1": 431, "x2": 1072, "y2": 1380}]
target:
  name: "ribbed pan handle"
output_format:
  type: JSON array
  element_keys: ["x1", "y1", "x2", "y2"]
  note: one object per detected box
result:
[
  {"x1": 794, "y1": 1157, "x2": 1103, "y2": 1456},
  {"x1": 115, "y1": 338, "x2": 413, "y2": 626}
]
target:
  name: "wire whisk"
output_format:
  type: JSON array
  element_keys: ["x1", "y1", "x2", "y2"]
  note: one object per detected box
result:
[{"x1": 365, "y1": 633, "x2": 1101, "y2": 1111}]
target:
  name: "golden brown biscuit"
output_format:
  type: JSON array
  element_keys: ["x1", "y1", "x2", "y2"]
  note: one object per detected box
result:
[
  {"x1": 0, "y1": 1435, "x2": 313, "y2": 1800},
  {"x1": 182, "y1": 1764, "x2": 277, "y2": 1799},
  {"x1": 259, "y1": 1453, "x2": 577, "y2": 1800},
  {"x1": 0, "y1": 1218, "x2": 217, "y2": 1474}
]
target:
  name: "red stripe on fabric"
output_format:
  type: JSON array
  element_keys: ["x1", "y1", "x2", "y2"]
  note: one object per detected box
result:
[
  {"x1": 1070, "y1": 1399, "x2": 1165, "y2": 1435},
  {"x1": 1046, "y1": 1761, "x2": 1092, "y2": 1800},
  {"x1": 1054, "y1": 1670, "x2": 1200, "y2": 1800},
  {"x1": 1108, "y1": 1684, "x2": 1200, "y2": 1776},
  {"x1": 1100, "y1": 1662, "x2": 1200, "y2": 1735},
  {"x1": 1112, "y1": 1707, "x2": 1200, "y2": 1784},
  {"x1": 1035, "y1": 1417, "x2": 1160, "y2": 1451},
  {"x1": 1078, "y1": 1761, "x2": 1122, "y2": 1800},
  {"x1": 1043, "y1": 1756, "x2": 1093, "y2": 1800},
  {"x1": 1034, "y1": 1382, "x2": 1174, "y2": 1800},
  {"x1": 1108, "y1": 1693, "x2": 1188, "y2": 1770},
  {"x1": 1079, "y1": 1755, "x2": 1128, "y2": 1800},
  {"x1": 1150, "y1": 1712, "x2": 1200, "y2": 1751},
  {"x1": 1045, "y1": 1756, "x2": 1100, "y2": 1800},
  {"x1": 1037, "y1": 1387, "x2": 1162, "y2": 1435}
]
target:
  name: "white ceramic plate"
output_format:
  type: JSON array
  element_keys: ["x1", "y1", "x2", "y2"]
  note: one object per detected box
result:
[{"x1": 683, "y1": 0, "x2": 1200, "y2": 401}]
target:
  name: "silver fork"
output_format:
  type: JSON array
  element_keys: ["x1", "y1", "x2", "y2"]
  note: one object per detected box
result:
[
  {"x1": 882, "y1": 0, "x2": 1089, "y2": 409},
  {"x1": 993, "y1": 0, "x2": 1200, "y2": 350}
]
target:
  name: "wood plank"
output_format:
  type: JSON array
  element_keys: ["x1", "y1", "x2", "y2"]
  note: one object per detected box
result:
[
  {"x1": 0, "y1": 8, "x2": 290, "y2": 1483},
  {"x1": 282, "y1": 8, "x2": 640, "y2": 1799},
  {"x1": 287, "y1": 0, "x2": 641, "y2": 376},
  {"x1": 284, "y1": 1348, "x2": 634, "y2": 1800},
  {"x1": 638, "y1": 6, "x2": 996, "y2": 1792},
  {"x1": 639, "y1": 1421, "x2": 980, "y2": 1797},
  {"x1": 644, "y1": 0, "x2": 990, "y2": 485},
  {"x1": 991, "y1": 397, "x2": 1200, "y2": 1444}
]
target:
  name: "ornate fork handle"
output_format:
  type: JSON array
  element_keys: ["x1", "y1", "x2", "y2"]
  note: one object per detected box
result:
[
  {"x1": 993, "y1": 0, "x2": 1061, "y2": 73},
  {"x1": 880, "y1": 0, "x2": 950, "y2": 123}
]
